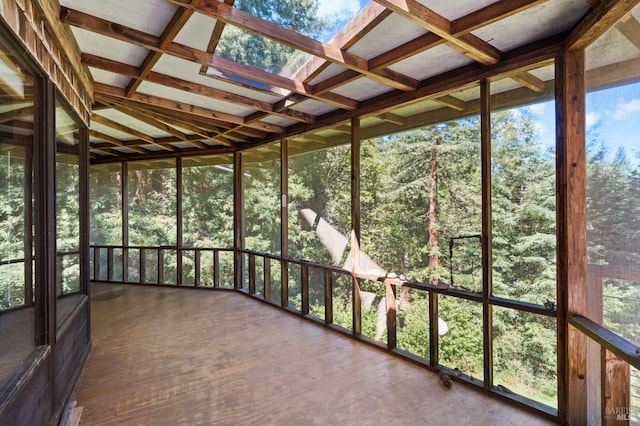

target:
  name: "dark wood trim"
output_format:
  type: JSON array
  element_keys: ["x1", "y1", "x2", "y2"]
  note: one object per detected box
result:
[
  {"x1": 78, "y1": 124, "x2": 90, "y2": 342},
  {"x1": 176, "y1": 157, "x2": 183, "y2": 286},
  {"x1": 324, "y1": 269, "x2": 333, "y2": 325},
  {"x1": 264, "y1": 257, "x2": 271, "y2": 300},
  {"x1": 350, "y1": 118, "x2": 361, "y2": 336},
  {"x1": 122, "y1": 162, "x2": 129, "y2": 248},
  {"x1": 301, "y1": 264, "x2": 309, "y2": 316},
  {"x1": 194, "y1": 250, "x2": 201, "y2": 287},
  {"x1": 556, "y1": 48, "x2": 587, "y2": 425},
  {"x1": 429, "y1": 291, "x2": 438, "y2": 367},
  {"x1": 213, "y1": 250, "x2": 220, "y2": 288},
  {"x1": 24, "y1": 144, "x2": 34, "y2": 304},
  {"x1": 480, "y1": 78, "x2": 493, "y2": 390},
  {"x1": 248, "y1": 253, "x2": 256, "y2": 294},
  {"x1": 280, "y1": 140, "x2": 288, "y2": 306},
  {"x1": 386, "y1": 283, "x2": 397, "y2": 350},
  {"x1": 233, "y1": 151, "x2": 242, "y2": 290}
]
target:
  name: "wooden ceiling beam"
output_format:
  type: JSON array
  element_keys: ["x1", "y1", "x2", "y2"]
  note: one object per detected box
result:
[
  {"x1": 91, "y1": 113, "x2": 175, "y2": 152},
  {"x1": 565, "y1": 0, "x2": 640, "y2": 50},
  {"x1": 615, "y1": 14, "x2": 640, "y2": 50},
  {"x1": 89, "y1": 130, "x2": 148, "y2": 154},
  {"x1": 96, "y1": 99, "x2": 191, "y2": 142},
  {"x1": 83, "y1": 53, "x2": 316, "y2": 124},
  {"x1": 378, "y1": 112, "x2": 406, "y2": 125},
  {"x1": 433, "y1": 95, "x2": 466, "y2": 111},
  {"x1": 61, "y1": 7, "x2": 358, "y2": 111},
  {"x1": 200, "y1": 0, "x2": 236, "y2": 75},
  {"x1": 373, "y1": 0, "x2": 501, "y2": 65},
  {"x1": 451, "y1": 0, "x2": 550, "y2": 35},
  {"x1": 295, "y1": 2, "x2": 393, "y2": 83},
  {"x1": 126, "y1": 0, "x2": 202, "y2": 97},
  {"x1": 0, "y1": 106, "x2": 33, "y2": 124},
  {"x1": 169, "y1": 0, "x2": 419, "y2": 92},
  {"x1": 510, "y1": 72, "x2": 546, "y2": 93},
  {"x1": 93, "y1": 82, "x2": 282, "y2": 135}
]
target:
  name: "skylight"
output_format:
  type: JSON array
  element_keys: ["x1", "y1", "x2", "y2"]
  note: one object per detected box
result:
[{"x1": 208, "y1": 0, "x2": 367, "y2": 88}]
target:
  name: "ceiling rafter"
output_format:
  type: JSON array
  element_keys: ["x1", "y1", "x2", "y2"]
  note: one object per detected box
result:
[
  {"x1": 168, "y1": 0, "x2": 419, "y2": 92},
  {"x1": 82, "y1": 53, "x2": 316, "y2": 124},
  {"x1": 199, "y1": 0, "x2": 236, "y2": 75},
  {"x1": 373, "y1": 0, "x2": 501, "y2": 65},
  {"x1": 93, "y1": 82, "x2": 282, "y2": 135},
  {"x1": 125, "y1": 0, "x2": 202, "y2": 97},
  {"x1": 614, "y1": 13, "x2": 640, "y2": 50},
  {"x1": 451, "y1": 0, "x2": 550, "y2": 35},
  {"x1": 61, "y1": 7, "x2": 359, "y2": 111},
  {"x1": 89, "y1": 129, "x2": 148, "y2": 154},
  {"x1": 565, "y1": 0, "x2": 639, "y2": 49}
]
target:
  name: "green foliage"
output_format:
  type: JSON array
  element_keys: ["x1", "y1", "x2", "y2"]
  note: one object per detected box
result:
[{"x1": 216, "y1": 0, "x2": 334, "y2": 75}]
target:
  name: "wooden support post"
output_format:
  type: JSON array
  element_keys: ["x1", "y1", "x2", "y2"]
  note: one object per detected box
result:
[
  {"x1": 386, "y1": 283, "x2": 397, "y2": 349},
  {"x1": 107, "y1": 247, "x2": 114, "y2": 282},
  {"x1": 602, "y1": 349, "x2": 631, "y2": 425},
  {"x1": 264, "y1": 257, "x2": 271, "y2": 301},
  {"x1": 213, "y1": 250, "x2": 220, "y2": 288},
  {"x1": 122, "y1": 247, "x2": 129, "y2": 282},
  {"x1": 301, "y1": 264, "x2": 309, "y2": 316},
  {"x1": 325, "y1": 269, "x2": 333, "y2": 324},
  {"x1": 249, "y1": 253, "x2": 256, "y2": 294},
  {"x1": 281, "y1": 140, "x2": 288, "y2": 307},
  {"x1": 351, "y1": 117, "x2": 361, "y2": 336},
  {"x1": 24, "y1": 146, "x2": 34, "y2": 304},
  {"x1": 93, "y1": 247, "x2": 100, "y2": 281},
  {"x1": 122, "y1": 162, "x2": 129, "y2": 252},
  {"x1": 194, "y1": 250, "x2": 201, "y2": 287},
  {"x1": 140, "y1": 248, "x2": 146, "y2": 283},
  {"x1": 556, "y1": 48, "x2": 587, "y2": 424},
  {"x1": 233, "y1": 151, "x2": 243, "y2": 290},
  {"x1": 429, "y1": 291, "x2": 439, "y2": 366},
  {"x1": 158, "y1": 249, "x2": 164, "y2": 284},
  {"x1": 481, "y1": 78, "x2": 493, "y2": 390},
  {"x1": 176, "y1": 158, "x2": 183, "y2": 286}
]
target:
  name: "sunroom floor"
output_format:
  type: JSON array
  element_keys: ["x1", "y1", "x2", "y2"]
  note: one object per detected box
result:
[{"x1": 72, "y1": 283, "x2": 556, "y2": 425}]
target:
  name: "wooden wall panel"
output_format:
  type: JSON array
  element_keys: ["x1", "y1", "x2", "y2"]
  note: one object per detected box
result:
[
  {"x1": 0, "y1": 348, "x2": 51, "y2": 425},
  {"x1": 0, "y1": 0, "x2": 92, "y2": 123}
]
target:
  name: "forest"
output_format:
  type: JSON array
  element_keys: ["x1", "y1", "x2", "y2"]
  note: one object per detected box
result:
[{"x1": 1, "y1": 0, "x2": 638, "y2": 415}]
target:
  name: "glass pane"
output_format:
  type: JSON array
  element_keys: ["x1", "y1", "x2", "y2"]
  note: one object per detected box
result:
[
  {"x1": 56, "y1": 97, "x2": 82, "y2": 324},
  {"x1": 0, "y1": 37, "x2": 36, "y2": 386},
  {"x1": 308, "y1": 267, "x2": 325, "y2": 321},
  {"x1": 438, "y1": 295, "x2": 483, "y2": 382},
  {"x1": 288, "y1": 140, "x2": 350, "y2": 266},
  {"x1": 269, "y1": 259, "x2": 282, "y2": 304},
  {"x1": 128, "y1": 159, "x2": 176, "y2": 247},
  {"x1": 218, "y1": 250, "x2": 234, "y2": 288},
  {"x1": 396, "y1": 288, "x2": 430, "y2": 360},
  {"x1": 359, "y1": 279, "x2": 386, "y2": 344},
  {"x1": 332, "y1": 272, "x2": 352, "y2": 331},
  {"x1": 586, "y1": 8, "x2": 640, "y2": 345},
  {"x1": 199, "y1": 250, "x2": 215, "y2": 287},
  {"x1": 127, "y1": 248, "x2": 140, "y2": 283},
  {"x1": 182, "y1": 155, "x2": 234, "y2": 248},
  {"x1": 287, "y1": 263, "x2": 301, "y2": 310},
  {"x1": 242, "y1": 145, "x2": 280, "y2": 254},
  {"x1": 89, "y1": 163, "x2": 122, "y2": 245},
  {"x1": 181, "y1": 250, "x2": 195, "y2": 287},
  {"x1": 490, "y1": 65, "x2": 557, "y2": 305},
  {"x1": 360, "y1": 115, "x2": 482, "y2": 284},
  {"x1": 493, "y1": 307, "x2": 557, "y2": 408}
]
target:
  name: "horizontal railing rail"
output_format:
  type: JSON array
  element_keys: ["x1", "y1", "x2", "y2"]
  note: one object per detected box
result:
[{"x1": 90, "y1": 245, "x2": 639, "y2": 422}]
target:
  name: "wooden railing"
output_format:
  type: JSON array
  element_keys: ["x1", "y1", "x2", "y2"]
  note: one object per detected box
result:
[
  {"x1": 571, "y1": 263, "x2": 640, "y2": 425},
  {"x1": 88, "y1": 245, "x2": 640, "y2": 422},
  {"x1": 90, "y1": 244, "x2": 560, "y2": 420}
]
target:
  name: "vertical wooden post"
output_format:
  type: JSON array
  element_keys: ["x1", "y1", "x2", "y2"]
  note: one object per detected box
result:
[
  {"x1": 480, "y1": 78, "x2": 494, "y2": 390},
  {"x1": 107, "y1": 247, "x2": 114, "y2": 282},
  {"x1": 587, "y1": 265, "x2": 604, "y2": 424},
  {"x1": 93, "y1": 247, "x2": 100, "y2": 282},
  {"x1": 194, "y1": 250, "x2": 201, "y2": 287},
  {"x1": 176, "y1": 158, "x2": 183, "y2": 286},
  {"x1": 140, "y1": 248, "x2": 146, "y2": 283},
  {"x1": 233, "y1": 151, "x2": 243, "y2": 290},
  {"x1": 213, "y1": 250, "x2": 219, "y2": 288},
  {"x1": 249, "y1": 253, "x2": 256, "y2": 294},
  {"x1": 24, "y1": 145, "x2": 34, "y2": 304},
  {"x1": 556, "y1": 48, "x2": 587, "y2": 424},
  {"x1": 602, "y1": 349, "x2": 630, "y2": 425},
  {"x1": 325, "y1": 269, "x2": 333, "y2": 324},
  {"x1": 429, "y1": 291, "x2": 439, "y2": 366},
  {"x1": 281, "y1": 140, "x2": 288, "y2": 307},
  {"x1": 351, "y1": 117, "x2": 362, "y2": 336},
  {"x1": 301, "y1": 264, "x2": 309, "y2": 316},
  {"x1": 158, "y1": 249, "x2": 164, "y2": 284},
  {"x1": 386, "y1": 283, "x2": 397, "y2": 349},
  {"x1": 264, "y1": 257, "x2": 271, "y2": 301},
  {"x1": 78, "y1": 125, "x2": 90, "y2": 339},
  {"x1": 122, "y1": 162, "x2": 129, "y2": 261}
]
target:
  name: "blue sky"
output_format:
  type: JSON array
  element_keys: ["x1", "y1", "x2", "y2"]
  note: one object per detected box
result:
[
  {"x1": 317, "y1": 0, "x2": 368, "y2": 42},
  {"x1": 527, "y1": 81, "x2": 640, "y2": 166}
]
